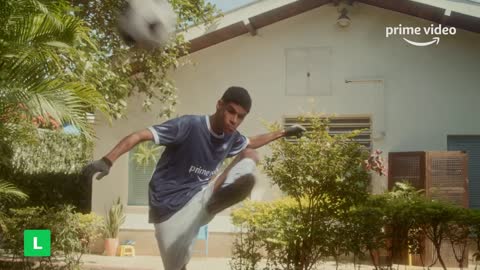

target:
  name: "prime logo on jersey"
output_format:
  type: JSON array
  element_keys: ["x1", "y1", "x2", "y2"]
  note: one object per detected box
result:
[{"x1": 188, "y1": 164, "x2": 218, "y2": 182}]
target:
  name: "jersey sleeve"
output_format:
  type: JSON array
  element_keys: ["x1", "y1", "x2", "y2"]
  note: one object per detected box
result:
[
  {"x1": 227, "y1": 133, "x2": 249, "y2": 157},
  {"x1": 148, "y1": 115, "x2": 192, "y2": 145}
]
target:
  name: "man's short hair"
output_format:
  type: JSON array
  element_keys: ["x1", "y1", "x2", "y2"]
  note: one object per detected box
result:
[{"x1": 221, "y1": 86, "x2": 252, "y2": 112}]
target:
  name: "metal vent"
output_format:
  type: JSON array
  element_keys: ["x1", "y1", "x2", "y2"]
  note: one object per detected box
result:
[{"x1": 284, "y1": 116, "x2": 371, "y2": 148}]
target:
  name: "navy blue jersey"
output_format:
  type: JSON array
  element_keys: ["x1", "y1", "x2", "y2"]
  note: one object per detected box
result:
[{"x1": 147, "y1": 115, "x2": 249, "y2": 223}]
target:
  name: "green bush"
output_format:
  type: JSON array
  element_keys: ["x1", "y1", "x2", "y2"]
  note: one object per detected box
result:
[
  {"x1": 413, "y1": 200, "x2": 468, "y2": 270},
  {"x1": 3, "y1": 172, "x2": 92, "y2": 213},
  {"x1": 231, "y1": 185, "x2": 480, "y2": 270},
  {"x1": 1, "y1": 130, "x2": 93, "y2": 213},
  {"x1": 231, "y1": 198, "x2": 385, "y2": 270},
  {"x1": 345, "y1": 198, "x2": 387, "y2": 270},
  {"x1": 230, "y1": 116, "x2": 480, "y2": 270},
  {"x1": 263, "y1": 117, "x2": 372, "y2": 207},
  {"x1": 369, "y1": 184, "x2": 478, "y2": 270},
  {"x1": 10, "y1": 131, "x2": 93, "y2": 175},
  {"x1": 229, "y1": 201, "x2": 265, "y2": 270},
  {"x1": 380, "y1": 182, "x2": 425, "y2": 268},
  {"x1": 235, "y1": 116, "x2": 378, "y2": 270},
  {"x1": 1, "y1": 206, "x2": 103, "y2": 269},
  {"x1": 470, "y1": 209, "x2": 480, "y2": 269},
  {"x1": 76, "y1": 213, "x2": 104, "y2": 253},
  {"x1": 231, "y1": 198, "x2": 313, "y2": 270}
]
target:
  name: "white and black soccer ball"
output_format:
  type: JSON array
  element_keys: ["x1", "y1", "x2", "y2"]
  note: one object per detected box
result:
[{"x1": 118, "y1": 0, "x2": 177, "y2": 49}]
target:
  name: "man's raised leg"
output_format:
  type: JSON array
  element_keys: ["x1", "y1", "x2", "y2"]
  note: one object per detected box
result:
[{"x1": 207, "y1": 149, "x2": 258, "y2": 215}]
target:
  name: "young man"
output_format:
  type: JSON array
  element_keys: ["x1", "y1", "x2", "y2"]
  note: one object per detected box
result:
[{"x1": 82, "y1": 86, "x2": 305, "y2": 270}]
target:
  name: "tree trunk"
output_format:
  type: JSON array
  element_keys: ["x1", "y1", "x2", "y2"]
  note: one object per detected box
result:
[
  {"x1": 369, "y1": 249, "x2": 379, "y2": 270},
  {"x1": 453, "y1": 240, "x2": 467, "y2": 270},
  {"x1": 434, "y1": 243, "x2": 447, "y2": 270},
  {"x1": 353, "y1": 253, "x2": 357, "y2": 270},
  {"x1": 420, "y1": 249, "x2": 425, "y2": 270}
]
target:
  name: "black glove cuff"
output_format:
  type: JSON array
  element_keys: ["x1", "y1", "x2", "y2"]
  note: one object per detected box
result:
[{"x1": 101, "y1": 156, "x2": 113, "y2": 167}]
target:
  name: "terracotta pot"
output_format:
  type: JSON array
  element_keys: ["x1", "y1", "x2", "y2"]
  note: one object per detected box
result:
[{"x1": 104, "y1": 238, "x2": 119, "y2": 256}]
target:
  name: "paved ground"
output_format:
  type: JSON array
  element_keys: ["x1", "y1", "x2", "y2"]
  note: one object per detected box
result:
[
  {"x1": 81, "y1": 254, "x2": 480, "y2": 270},
  {"x1": 82, "y1": 255, "x2": 229, "y2": 270}
]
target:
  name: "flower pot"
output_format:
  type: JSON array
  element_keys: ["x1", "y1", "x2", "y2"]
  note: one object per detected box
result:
[{"x1": 104, "y1": 238, "x2": 119, "y2": 256}]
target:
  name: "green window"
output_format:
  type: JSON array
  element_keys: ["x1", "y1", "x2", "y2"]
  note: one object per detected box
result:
[{"x1": 128, "y1": 142, "x2": 163, "y2": 206}]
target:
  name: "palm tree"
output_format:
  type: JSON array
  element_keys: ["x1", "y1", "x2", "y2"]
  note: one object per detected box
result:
[
  {"x1": 0, "y1": 180, "x2": 28, "y2": 232},
  {"x1": 0, "y1": 0, "x2": 111, "y2": 171},
  {"x1": 0, "y1": 0, "x2": 110, "y2": 142}
]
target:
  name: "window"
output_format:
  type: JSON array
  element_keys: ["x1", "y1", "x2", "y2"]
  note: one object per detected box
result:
[
  {"x1": 284, "y1": 116, "x2": 372, "y2": 148},
  {"x1": 128, "y1": 142, "x2": 163, "y2": 206},
  {"x1": 447, "y1": 135, "x2": 480, "y2": 209}
]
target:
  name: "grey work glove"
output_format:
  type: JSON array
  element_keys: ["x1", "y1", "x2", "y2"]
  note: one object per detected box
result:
[
  {"x1": 284, "y1": 124, "x2": 307, "y2": 138},
  {"x1": 82, "y1": 157, "x2": 112, "y2": 181}
]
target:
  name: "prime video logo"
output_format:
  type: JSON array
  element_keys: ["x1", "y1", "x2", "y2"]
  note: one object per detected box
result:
[{"x1": 386, "y1": 24, "x2": 457, "y2": 46}]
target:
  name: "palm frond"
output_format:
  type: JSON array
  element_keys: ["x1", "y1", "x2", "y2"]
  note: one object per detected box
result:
[
  {"x1": 29, "y1": 80, "x2": 108, "y2": 137},
  {"x1": 0, "y1": 179, "x2": 28, "y2": 235},
  {"x1": 0, "y1": 180, "x2": 29, "y2": 203},
  {"x1": 133, "y1": 143, "x2": 162, "y2": 169},
  {"x1": 1, "y1": 78, "x2": 107, "y2": 137},
  {"x1": 0, "y1": 0, "x2": 109, "y2": 139},
  {"x1": 2, "y1": 14, "x2": 90, "y2": 75}
]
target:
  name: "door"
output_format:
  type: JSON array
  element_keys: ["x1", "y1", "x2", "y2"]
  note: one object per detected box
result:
[{"x1": 448, "y1": 136, "x2": 480, "y2": 209}]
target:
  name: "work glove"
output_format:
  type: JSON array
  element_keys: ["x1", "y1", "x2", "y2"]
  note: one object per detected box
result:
[
  {"x1": 82, "y1": 157, "x2": 112, "y2": 181},
  {"x1": 284, "y1": 124, "x2": 307, "y2": 138}
]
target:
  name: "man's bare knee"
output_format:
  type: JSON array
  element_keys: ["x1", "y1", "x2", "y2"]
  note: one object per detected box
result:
[{"x1": 239, "y1": 148, "x2": 259, "y2": 164}]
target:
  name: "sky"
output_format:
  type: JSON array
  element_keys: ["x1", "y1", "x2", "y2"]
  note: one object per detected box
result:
[{"x1": 206, "y1": 0, "x2": 259, "y2": 12}]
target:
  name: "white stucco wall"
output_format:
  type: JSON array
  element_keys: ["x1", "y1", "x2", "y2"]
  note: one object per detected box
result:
[{"x1": 92, "y1": 3, "x2": 480, "y2": 233}]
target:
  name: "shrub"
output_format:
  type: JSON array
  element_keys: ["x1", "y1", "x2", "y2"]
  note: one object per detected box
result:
[{"x1": 1, "y1": 206, "x2": 103, "y2": 269}]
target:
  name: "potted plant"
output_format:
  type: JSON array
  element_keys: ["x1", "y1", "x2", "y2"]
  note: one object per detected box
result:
[{"x1": 104, "y1": 197, "x2": 125, "y2": 256}]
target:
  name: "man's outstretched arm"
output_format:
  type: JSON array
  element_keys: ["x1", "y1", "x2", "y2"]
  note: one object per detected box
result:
[
  {"x1": 104, "y1": 129, "x2": 154, "y2": 163},
  {"x1": 82, "y1": 129, "x2": 154, "y2": 180},
  {"x1": 247, "y1": 125, "x2": 306, "y2": 149},
  {"x1": 211, "y1": 125, "x2": 306, "y2": 191}
]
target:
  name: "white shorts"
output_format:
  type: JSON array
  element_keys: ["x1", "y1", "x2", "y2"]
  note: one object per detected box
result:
[
  {"x1": 153, "y1": 158, "x2": 256, "y2": 270},
  {"x1": 153, "y1": 181, "x2": 215, "y2": 270}
]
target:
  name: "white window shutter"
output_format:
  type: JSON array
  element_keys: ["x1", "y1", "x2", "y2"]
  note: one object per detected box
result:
[{"x1": 284, "y1": 116, "x2": 372, "y2": 149}]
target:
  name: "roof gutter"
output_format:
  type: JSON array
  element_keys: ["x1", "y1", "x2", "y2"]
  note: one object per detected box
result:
[{"x1": 410, "y1": 0, "x2": 480, "y2": 18}]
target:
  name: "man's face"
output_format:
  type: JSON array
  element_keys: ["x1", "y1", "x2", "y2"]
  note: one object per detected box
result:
[{"x1": 217, "y1": 100, "x2": 248, "y2": 134}]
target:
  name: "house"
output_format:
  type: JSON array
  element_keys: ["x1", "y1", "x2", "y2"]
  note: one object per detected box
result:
[{"x1": 92, "y1": 0, "x2": 480, "y2": 257}]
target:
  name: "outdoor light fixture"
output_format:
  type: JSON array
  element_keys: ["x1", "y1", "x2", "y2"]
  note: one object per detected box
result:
[{"x1": 337, "y1": 8, "x2": 351, "y2": 27}]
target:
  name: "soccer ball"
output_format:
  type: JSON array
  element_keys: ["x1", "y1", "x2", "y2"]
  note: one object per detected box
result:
[{"x1": 118, "y1": 0, "x2": 177, "y2": 49}]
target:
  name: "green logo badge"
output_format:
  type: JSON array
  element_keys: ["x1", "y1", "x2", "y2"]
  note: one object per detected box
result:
[{"x1": 24, "y1": 230, "x2": 51, "y2": 257}]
